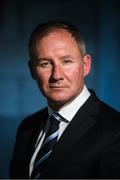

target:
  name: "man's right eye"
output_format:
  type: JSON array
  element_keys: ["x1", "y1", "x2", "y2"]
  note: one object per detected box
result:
[{"x1": 37, "y1": 61, "x2": 51, "y2": 68}]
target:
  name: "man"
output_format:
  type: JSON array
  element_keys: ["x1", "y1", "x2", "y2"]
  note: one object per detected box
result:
[{"x1": 10, "y1": 21, "x2": 120, "y2": 179}]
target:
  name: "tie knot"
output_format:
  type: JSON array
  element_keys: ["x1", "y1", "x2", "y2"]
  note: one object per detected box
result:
[
  {"x1": 50, "y1": 113, "x2": 61, "y2": 126},
  {"x1": 51, "y1": 112, "x2": 69, "y2": 124}
]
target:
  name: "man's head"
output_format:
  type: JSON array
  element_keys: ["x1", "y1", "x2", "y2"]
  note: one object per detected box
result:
[{"x1": 28, "y1": 21, "x2": 91, "y2": 110}]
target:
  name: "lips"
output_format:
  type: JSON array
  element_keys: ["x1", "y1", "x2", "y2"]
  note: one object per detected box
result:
[{"x1": 49, "y1": 85, "x2": 65, "y2": 88}]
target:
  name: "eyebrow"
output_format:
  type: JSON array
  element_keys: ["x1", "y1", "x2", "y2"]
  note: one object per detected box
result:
[
  {"x1": 60, "y1": 55, "x2": 72, "y2": 60},
  {"x1": 36, "y1": 55, "x2": 72, "y2": 61},
  {"x1": 36, "y1": 58, "x2": 52, "y2": 61}
]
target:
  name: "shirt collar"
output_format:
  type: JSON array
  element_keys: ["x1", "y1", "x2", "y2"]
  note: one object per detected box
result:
[{"x1": 48, "y1": 85, "x2": 90, "y2": 122}]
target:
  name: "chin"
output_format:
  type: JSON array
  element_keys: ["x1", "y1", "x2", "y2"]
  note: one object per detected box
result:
[
  {"x1": 46, "y1": 92, "x2": 67, "y2": 101},
  {"x1": 48, "y1": 99, "x2": 67, "y2": 110},
  {"x1": 49, "y1": 97, "x2": 66, "y2": 104},
  {"x1": 47, "y1": 95, "x2": 73, "y2": 108}
]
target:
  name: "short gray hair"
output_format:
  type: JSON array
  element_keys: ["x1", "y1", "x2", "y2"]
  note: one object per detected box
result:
[{"x1": 28, "y1": 21, "x2": 86, "y2": 59}]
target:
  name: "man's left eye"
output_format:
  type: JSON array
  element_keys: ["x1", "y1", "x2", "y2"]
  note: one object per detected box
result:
[{"x1": 63, "y1": 59, "x2": 72, "y2": 64}]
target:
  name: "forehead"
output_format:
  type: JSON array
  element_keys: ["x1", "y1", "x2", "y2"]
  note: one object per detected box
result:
[
  {"x1": 39, "y1": 28, "x2": 72, "y2": 39},
  {"x1": 34, "y1": 29, "x2": 82, "y2": 60},
  {"x1": 36, "y1": 29, "x2": 78, "y2": 48}
]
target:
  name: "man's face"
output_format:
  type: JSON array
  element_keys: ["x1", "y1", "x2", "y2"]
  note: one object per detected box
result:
[{"x1": 30, "y1": 29, "x2": 91, "y2": 110}]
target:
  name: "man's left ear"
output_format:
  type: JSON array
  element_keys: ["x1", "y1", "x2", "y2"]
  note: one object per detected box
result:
[{"x1": 83, "y1": 54, "x2": 91, "y2": 77}]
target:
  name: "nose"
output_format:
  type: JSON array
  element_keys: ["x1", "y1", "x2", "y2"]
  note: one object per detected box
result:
[{"x1": 51, "y1": 64, "x2": 64, "y2": 81}]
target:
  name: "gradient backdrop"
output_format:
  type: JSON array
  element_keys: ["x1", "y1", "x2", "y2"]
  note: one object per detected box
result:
[{"x1": 0, "y1": 0, "x2": 120, "y2": 178}]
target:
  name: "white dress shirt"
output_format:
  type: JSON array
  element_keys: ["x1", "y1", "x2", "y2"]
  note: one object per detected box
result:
[{"x1": 29, "y1": 85, "x2": 90, "y2": 176}]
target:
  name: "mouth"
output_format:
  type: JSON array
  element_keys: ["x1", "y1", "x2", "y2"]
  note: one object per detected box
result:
[
  {"x1": 49, "y1": 84, "x2": 67, "y2": 89},
  {"x1": 49, "y1": 85, "x2": 65, "y2": 88}
]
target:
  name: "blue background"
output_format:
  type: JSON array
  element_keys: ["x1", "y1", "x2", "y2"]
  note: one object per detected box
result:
[{"x1": 0, "y1": 0, "x2": 120, "y2": 178}]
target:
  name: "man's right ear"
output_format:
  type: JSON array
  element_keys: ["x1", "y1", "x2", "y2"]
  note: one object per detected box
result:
[{"x1": 28, "y1": 60, "x2": 36, "y2": 80}]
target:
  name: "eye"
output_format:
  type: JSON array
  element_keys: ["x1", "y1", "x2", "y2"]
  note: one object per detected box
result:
[
  {"x1": 62, "y1": 59, "x2": 73, "y2": 65},
  {"x1": 37, "y1": 60, "x2": 52, "y2": 68},
  {"x1": 63, "y1": 59, "x2": 73, "y2": 65}
]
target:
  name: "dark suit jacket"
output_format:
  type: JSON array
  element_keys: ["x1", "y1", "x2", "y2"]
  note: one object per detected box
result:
[{"x1": 10, "y1": 90, "x2": 120, "y2": 179}]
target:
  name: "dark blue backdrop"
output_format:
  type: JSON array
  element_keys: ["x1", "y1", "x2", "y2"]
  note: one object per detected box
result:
[{"x1": 0, "y1": 0, "x2": 120, "y2": 178}]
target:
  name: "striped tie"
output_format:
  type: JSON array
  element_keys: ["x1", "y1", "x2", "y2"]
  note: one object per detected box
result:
[{"x1": 31, "y1": 112, "x2": 67, "y2": 179}]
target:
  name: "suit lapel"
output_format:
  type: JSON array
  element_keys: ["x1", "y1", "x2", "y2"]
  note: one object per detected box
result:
[{"x1": 43, "y1": 91, "x2": 100, "y2": 176}]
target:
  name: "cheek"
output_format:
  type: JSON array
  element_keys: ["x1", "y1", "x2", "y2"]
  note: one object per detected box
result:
[
  {"x1": 35, "y1": 69, "x2": 50, "y2": 86},
  {"x1": 67, "y1": 67, "x2": 83, "y2": 82}
]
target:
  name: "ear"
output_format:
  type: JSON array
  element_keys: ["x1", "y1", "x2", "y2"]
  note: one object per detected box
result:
[
  {"x1": 83, "y1": 54, "x2": 91, "y2": 77},
  {"x1": 28, "y1": 60, "x2": 36, "y2": 80}
]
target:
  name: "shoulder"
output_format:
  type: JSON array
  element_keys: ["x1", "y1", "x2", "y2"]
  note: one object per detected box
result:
[
  {"x1": 17, "y1": 107, "x2": 48, "y2": 133},
  {"x1": 99, "y1": 101, "x2": 120, "y2": 131},
  {"x1": 100, "y1": 100, "x2": 120, "y2": 117},
  {"x1": 88, "y1": 89, "x2": 120, "y2": 126},
  {"x1": 89, "y1": 89, "x2": 120, "y2": 115},
  {"x1": 87, "y1": 90, "x2": 120, "y2": 151}
]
